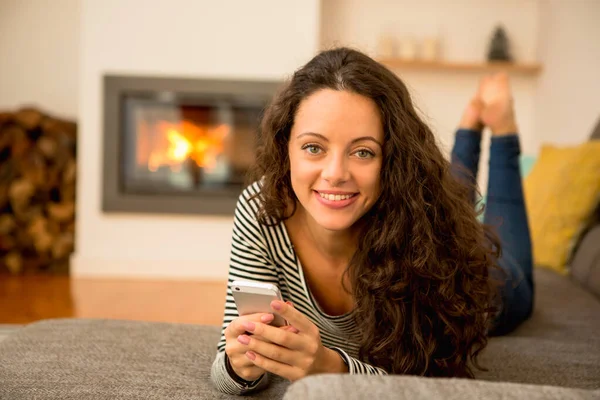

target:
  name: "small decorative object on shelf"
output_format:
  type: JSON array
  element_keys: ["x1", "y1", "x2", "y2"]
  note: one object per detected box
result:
[
  {"x1": 376, "y1": 35, "x2": 396, "y2": 58},
  {"x1": 488, "y1": 25, "x2": 512, "y2": 62},
  {"x1": 398, "y1": 37, "x2": 417, "y2": 61},
  {"x1": 420, "y1": 37, "x2": 440, "y2": 61}
]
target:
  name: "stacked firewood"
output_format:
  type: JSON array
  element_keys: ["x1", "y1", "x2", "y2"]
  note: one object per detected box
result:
[{"x1": 0, "y1": 108, "x2": 76, "y2": 274}]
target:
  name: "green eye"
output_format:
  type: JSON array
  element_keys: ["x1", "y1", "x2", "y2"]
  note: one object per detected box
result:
[
  {"x1": 304, "y1": 145, "x2": 322, "y2": 155},
  {"x1": 355, "y1": 149, "x2": 374, "y2": 159}
]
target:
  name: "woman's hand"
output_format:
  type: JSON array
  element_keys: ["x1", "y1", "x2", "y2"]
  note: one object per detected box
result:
[
  {"x1": 224, "y1": 313, "x2": 274, "y2": 382},
  {"x1": 225, "y1": 311, "x2": 300, "y2": 382},
  {"x1": 236, "y1": 300, "x2": 348, "y2": 382}
]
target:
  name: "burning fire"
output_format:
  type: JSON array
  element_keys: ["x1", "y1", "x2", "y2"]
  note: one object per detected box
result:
[{"x1": 147, "y1": 120, "x2": 230, "y2": 173}]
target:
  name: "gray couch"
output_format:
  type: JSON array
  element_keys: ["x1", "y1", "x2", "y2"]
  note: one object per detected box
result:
[{"x1": 0, "y1": 262, "x2": 599, "y2": 399}]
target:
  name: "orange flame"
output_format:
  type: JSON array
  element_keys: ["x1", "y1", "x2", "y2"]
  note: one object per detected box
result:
[{"x1": 147, "y1": 120, "x2": 230, "y2": 173}]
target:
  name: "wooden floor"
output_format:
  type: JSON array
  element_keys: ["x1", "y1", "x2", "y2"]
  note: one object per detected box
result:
[{"x1": 0, "y1": 274, "x2": 227, "y2": 326}]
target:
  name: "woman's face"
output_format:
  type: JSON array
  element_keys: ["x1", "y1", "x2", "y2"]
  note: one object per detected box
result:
[{"x1": 288, "y1": 89, "x2": 384, "y2": 232}]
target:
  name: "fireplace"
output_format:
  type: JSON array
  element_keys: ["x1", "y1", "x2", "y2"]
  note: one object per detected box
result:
[{"x1": 102, "y1": 75, "x2": 281, "y2": 215}]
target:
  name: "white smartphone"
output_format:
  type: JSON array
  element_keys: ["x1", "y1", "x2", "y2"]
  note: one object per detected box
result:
[{"x1": 231, "y1": 280, "x2": 287, "y2": 327}]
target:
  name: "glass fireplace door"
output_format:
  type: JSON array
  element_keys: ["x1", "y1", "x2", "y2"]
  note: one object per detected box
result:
[{"x1": 121, "y1": 96, "x2": 261, "y2": 197}]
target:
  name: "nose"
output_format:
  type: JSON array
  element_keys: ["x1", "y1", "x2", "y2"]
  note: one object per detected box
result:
[{"x1": 321, "y1": 153, "x2": 350, "y2": 186}]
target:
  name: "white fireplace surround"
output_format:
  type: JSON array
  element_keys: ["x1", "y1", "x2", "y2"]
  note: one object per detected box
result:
[{"x1": 71, "y1": 0, "x2": 321, "y2": 280}]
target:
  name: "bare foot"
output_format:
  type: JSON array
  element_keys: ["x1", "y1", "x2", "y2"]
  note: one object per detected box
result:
[
  {"x1": 479, "y1": 73, "x2": 519, "y2": 136},
  {"x1": 459, "y1": 97, "x2": 485, "y2": 131}
]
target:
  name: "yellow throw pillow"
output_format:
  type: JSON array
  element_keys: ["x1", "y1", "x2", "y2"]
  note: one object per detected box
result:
[{"x1": 524, "y1": 141, "x2": 600, "y2": 275}]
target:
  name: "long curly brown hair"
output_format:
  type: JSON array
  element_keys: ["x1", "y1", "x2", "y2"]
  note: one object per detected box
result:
[{"x1": 248, "y1": 47, "x2": 501, "y2": 377}]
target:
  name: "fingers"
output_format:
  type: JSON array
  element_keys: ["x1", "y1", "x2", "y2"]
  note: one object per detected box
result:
[
  {"x1": 238, "y1": 334, "x2": 297, "y2": 365},
  {"x1": 246, "y1": 351, "x2": 302, "y2": 382},
  {"x1": 243, "y1": 319, "x2": 304, "y2": 351},
  {"x1": 225, "y1": 340, "x2": 255, "y2": 367},
  {"x1": 225, "y1": 313, "x2": 274, "y2": 338},
  {"x1": 224, "y1": 314, "x2": 278, "y2": 381},
  {"x1": 281, "y1": 325, "x2": 300, "y2": 334},
  {"x1": 225, "y1": 339, "x2": 266, "y2": 381},
  {"x1": 270, "y1": 301, "x2": 315, "y2": 333},
  {"x1": 257, "y1": 322, "x2": 299, "y2": 344},
  {"x1": 279, "y1": 303, "x2": 299, "y2": 333}
]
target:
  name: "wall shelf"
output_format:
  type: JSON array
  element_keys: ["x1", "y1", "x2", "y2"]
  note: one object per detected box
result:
[{"x1": 378, "y1": 59, "x2": 542, "y2": 76}]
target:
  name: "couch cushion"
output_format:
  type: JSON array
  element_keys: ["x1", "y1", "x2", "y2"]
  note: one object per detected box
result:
[
  {"x1": 284, "y1": 375, "x2": 599, "y2": 400},
  {"x1": 476, "y1": 268, "x2": 600, "y2": 389},
  {"x1": 570, "y1": 225, "x2": 600, "y2": 298},
  {"x1": 0, "y1": 319, "x2": 290, "y2": 399}
]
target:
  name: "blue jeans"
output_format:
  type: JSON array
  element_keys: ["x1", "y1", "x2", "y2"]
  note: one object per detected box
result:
[{"x1": 451, "y1": 129, "x2": 534, "y2": 335}]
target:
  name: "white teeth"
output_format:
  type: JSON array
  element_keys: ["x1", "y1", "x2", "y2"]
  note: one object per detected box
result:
[{"x1": 319, "y1": 192, "x2": 353, "y2": 201}]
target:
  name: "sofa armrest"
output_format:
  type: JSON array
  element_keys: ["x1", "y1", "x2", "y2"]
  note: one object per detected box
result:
[{"x1": 283, "y1": 375, "x2": 598, "y2": 400}]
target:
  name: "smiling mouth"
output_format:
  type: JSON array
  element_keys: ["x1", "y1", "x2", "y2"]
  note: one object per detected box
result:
[{"x1": 315, "y1": 191, "x2": 358, "y2": 202}]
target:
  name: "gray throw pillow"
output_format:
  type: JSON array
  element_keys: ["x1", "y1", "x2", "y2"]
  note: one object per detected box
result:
[{"x1": 569, "y1": 225, "x2": 600, "y2": 298}]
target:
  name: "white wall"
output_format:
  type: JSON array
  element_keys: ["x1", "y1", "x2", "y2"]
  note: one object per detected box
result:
[
  {"x1": 535, "y1": 0, "x2": 600, "y2": 145},
  {"x1": 71, "y1": 0, "x2": 321, "y2": 279},
  {"x1": 0, "y1": 0, "x2": 80, "y2": 119}
]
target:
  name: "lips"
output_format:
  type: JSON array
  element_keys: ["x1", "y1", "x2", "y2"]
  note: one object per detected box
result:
[{"x1": 314, "y1": 190, "x2": 358, "y2": 209}]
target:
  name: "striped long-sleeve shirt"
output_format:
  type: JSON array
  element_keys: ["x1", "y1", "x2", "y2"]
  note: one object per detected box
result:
[{"x1": 210, "y1": 182, "x2": 387, "y2": 395}]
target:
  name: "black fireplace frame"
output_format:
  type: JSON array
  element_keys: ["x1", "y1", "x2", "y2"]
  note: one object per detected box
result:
[{"x1": 102, "y1": 75, "x2": 281, "y2": 215}]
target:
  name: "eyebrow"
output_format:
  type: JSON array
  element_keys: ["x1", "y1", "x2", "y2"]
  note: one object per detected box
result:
[{"x1": 296, "y1": 132, "x2": 383, "y2": 147}]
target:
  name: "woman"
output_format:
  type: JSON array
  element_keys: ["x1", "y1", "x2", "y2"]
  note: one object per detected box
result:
[{"x1": 210, "y1": 47, "x2": 534, "y2": 395}]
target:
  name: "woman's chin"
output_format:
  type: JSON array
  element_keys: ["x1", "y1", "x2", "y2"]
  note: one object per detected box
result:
[{"x1": 312, "y1": 215, "x2": 355, "y2": 232}]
